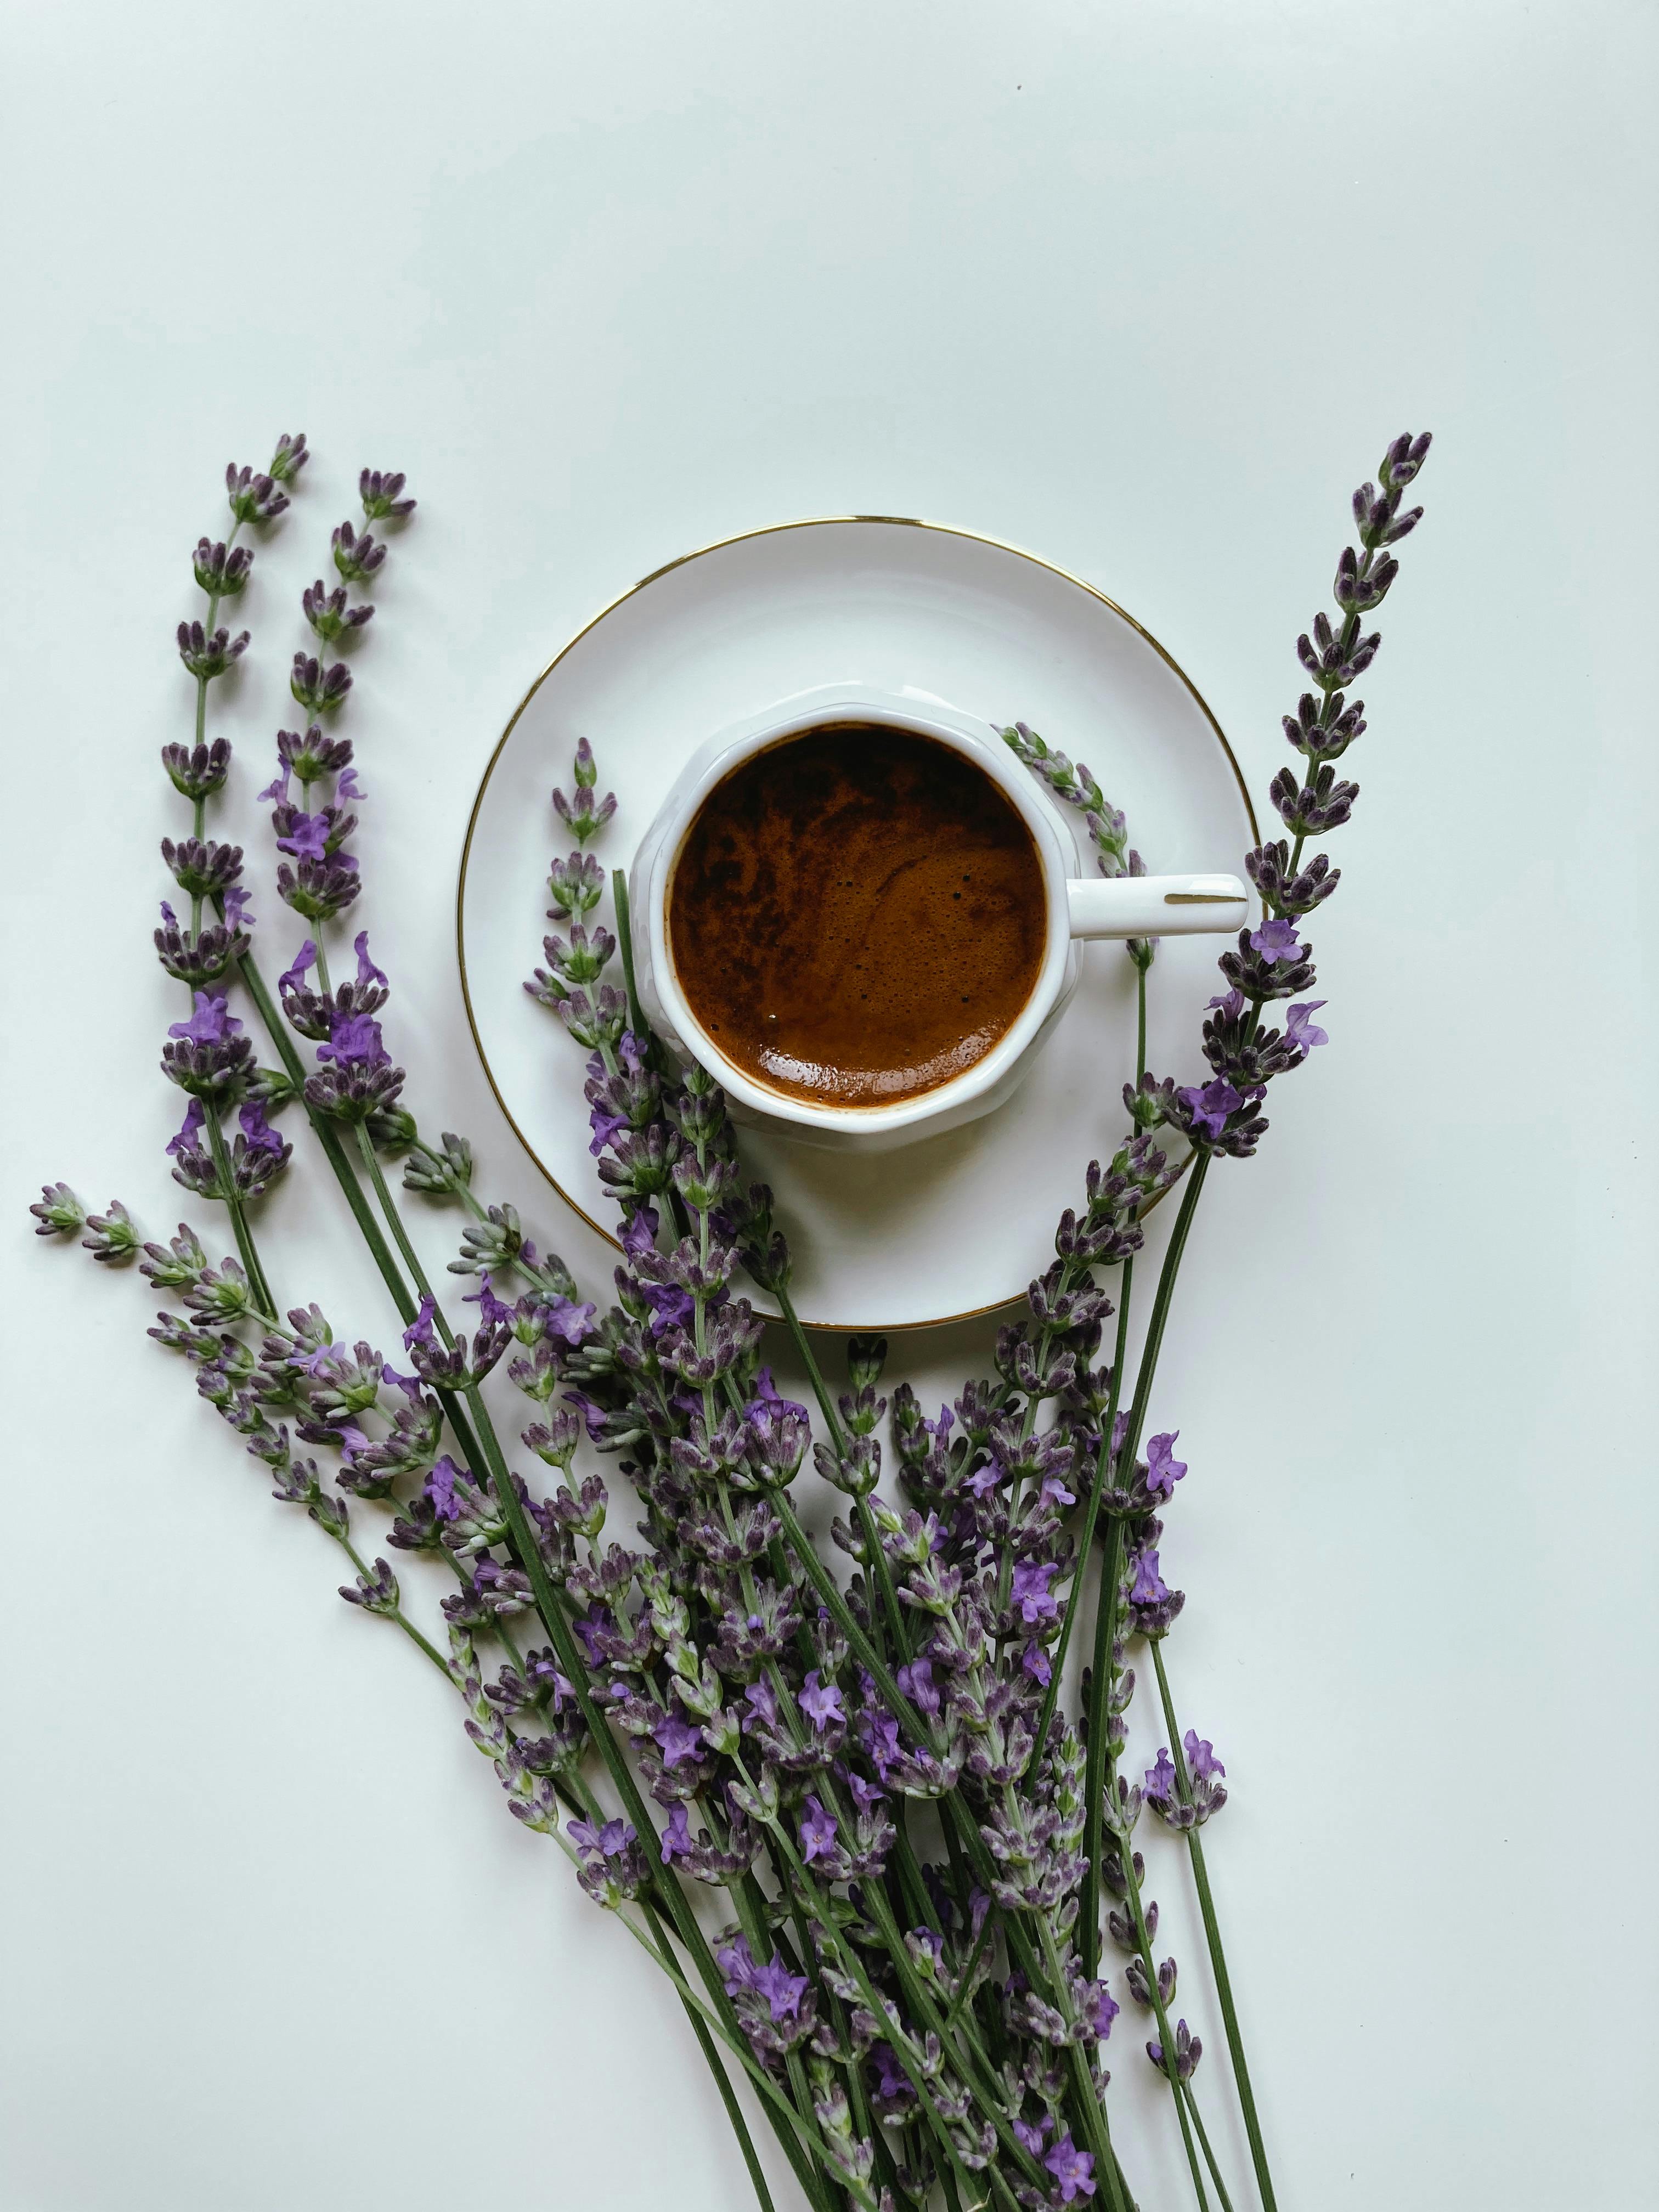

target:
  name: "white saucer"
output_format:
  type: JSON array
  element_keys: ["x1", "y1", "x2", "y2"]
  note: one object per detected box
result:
[{"x1": 457, "y1": 518, "x2": 1259, "y2": 1331}]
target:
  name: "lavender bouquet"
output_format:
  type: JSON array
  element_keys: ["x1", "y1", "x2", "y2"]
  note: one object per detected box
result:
[{"x1": 33, "y1": 428, "x2": 1432, "y2": 2212}]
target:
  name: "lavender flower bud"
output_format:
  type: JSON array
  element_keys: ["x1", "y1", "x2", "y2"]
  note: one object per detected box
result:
[
  {"x1": 278, "y1": 854, "x2": 362, "y2": 923},
  {"x1": 1269, "y1": 761, "x2": 1359, "y2": 837},
  {"x1": 331, "y1": 520, "x2": 387, "y2": 581},
  {"x1": 447, "y1": 1201, "x2": 524, "y2": 1276},
  {"x1": 161, "y1": 836, "x2": 244, "y2": 899},
  {"x1": 1146, "y1": 2018, "x2": 1202, "y2": 2083},
  {"x1": 545, "y1": 850, "x2": 605, "y2": 921},
  {"x1": 275, "y1": 725, "x2": 355, "y2": 782},
  {"x1": 176, "y1": 620, "x2": 250, "y2": 680},
  {"x1": 290, "y1": 653, "x2": 352, "y2": 715},
  {"x1": 1246, "y1": 839, "x2": 1340, "y2": 917},
  {"x1": 404, "y1": 1131, "x2": 474, "y2": 1197},
  {"x1": 267, "y1": 431, "x2": 309, "y2": 483},
  {"x1": 192, "y1": 539, "x2": 253, "y2": 599},
  {"x1": 29, "y1": 1182, "x2": 86, "y2": 1238},
  {"x1": 161, "y1": 739, "x2": 233, "y2": 800},
  {"x1": 568, "y1": 1815, "x2": 647, "y2": 1909},
  {"x1": 154, "y1": 918, "x2": 248, "y2": 987},
  {"x1": 81, "y1": 1201, "x2": 140, "y2": 1265},
  {"x1": 224, "y1": 464, "x2": 289, "y2": 524},
  {"x1": 302, "y1": 579, "x2": 374, "y2": 641},
  {"x1": 358, "y1": 469, "x2": 416, "y2": 521},
  {"x1": 339, "y1": 1558, "x2": 401, "y2": 1615}
]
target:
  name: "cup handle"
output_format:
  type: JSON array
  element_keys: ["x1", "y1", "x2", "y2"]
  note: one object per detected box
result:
[{"x1": 1066, "y1": 872, "x2": 1249, "y2": 939}]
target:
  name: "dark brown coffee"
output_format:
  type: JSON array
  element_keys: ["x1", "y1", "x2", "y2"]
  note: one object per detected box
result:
[{"x1": 667, "y1": 723, "x2": 1047, "y2": 1108}]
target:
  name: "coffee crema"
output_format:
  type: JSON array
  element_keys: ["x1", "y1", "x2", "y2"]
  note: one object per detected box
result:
[{"x1": 667, "y1": 723, "x2": 1047, "y2": 1108}]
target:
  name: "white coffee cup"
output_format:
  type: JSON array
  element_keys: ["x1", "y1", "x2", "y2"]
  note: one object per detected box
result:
[{"x1": 629, "y1": 685, "x2": 1247, "y2": 1152}]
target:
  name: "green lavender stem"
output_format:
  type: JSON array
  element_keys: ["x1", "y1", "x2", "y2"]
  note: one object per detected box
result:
[
  {"x1": 1113, "y1": 1814, "x2": 1211, "y2": 2212},
  {"x1": 1153, "y1": 1638, "x2": 1278, "y2": 2212},
  {"x1": 1181, "y1": 2079, "x2": 1237, "y2": 2212}
]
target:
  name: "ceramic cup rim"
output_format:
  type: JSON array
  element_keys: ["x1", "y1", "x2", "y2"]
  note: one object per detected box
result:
[{"x1": 640, "y1": 691, "x2": 1079, "y2": 1135}]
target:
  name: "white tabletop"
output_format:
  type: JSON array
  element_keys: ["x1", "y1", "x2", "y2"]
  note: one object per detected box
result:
[{"x1": 3, "y1": 5, "x2": 1655, "y2": 2208}]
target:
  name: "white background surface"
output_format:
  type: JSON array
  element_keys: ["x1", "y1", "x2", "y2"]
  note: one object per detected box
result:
[{"x1": 3, "y1": 4, "x2": 1655, "y2": 2208}]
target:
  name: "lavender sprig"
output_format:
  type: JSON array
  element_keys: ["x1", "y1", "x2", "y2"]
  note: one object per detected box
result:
[{"x1": 157, "y1": 435, "x2": 308, "y2": 1311}]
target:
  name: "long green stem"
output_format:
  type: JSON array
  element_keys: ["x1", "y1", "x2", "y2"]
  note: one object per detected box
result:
[
  {"x1": 1153, "y1": 1639, "x2": 1278, "y2": 2212},
  {"x1": 772, "y1": 1282, "x2": 847, "y2": 1453},
  {"x1": 1182, "y1": 2079, "x2": 1237, "y2": 2212},
  {"x1": 1111, "y1": 1152, "x2": 1210, "y2": 1485},
  {"x1": 1114, "y1": 1819, "x2": 1211, "y2": 2211}
]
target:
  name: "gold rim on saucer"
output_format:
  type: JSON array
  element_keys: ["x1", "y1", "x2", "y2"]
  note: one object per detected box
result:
[{"x1": 455, "y1": 515, "x2": 1261, "y2": 1335}]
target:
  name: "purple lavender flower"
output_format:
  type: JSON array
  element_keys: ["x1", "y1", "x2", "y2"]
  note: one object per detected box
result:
[
  {"x1": 896, "y1": 1657, "x2": 941, "y2": 1718},
  {"x1": 799, "y1": 1794, "x2": 838, "y2": 1863},
  {"x1": 1286, "y1": 999, "x2": 1329, "y2": 1052},
  {"x1": 1177, "y1": 1077, "x2": 1243, "y2": 1141},
  {"x1": 425, "y1": 1456, "x2": 462, "y2": 1522},
  {"x1": 166, "y1": 1099, "x2": 206, "y2": 1158},
  {"x1": 716, "y1": 1936, "x2": 810, "y2": 2027},
  {"x1": 867, "y1": 2042, "x2": 915, "y2": 2115},
  {"x1": 278, "y1": 940, "x2": 316, "y2": 994},
  {"x1": 462, "y1": 1271, "x2": 516, "y2": 1331},
  {"x1": 1143, "y1": 1750, "x2": 1178, "y2": 1806},
  {"x1": 799, "y1": 1671, "x2": 844, "y2": 1732},
  {"x1": 1080, "y1": 1979, "x2": 1121, "y2": 2039},
  {"x1": 237, "y1": 1101, "x2": 285, "y2": 1156},
  {"x1": 1184, "y1": 1730, "x2": 1225, "y2": 1781},
  {"x1": 589, "y1": 1104, "x2": 629, "y2": 1156},
  {"x1": 843, "y1": 1769, "x2": 885, "y2": 1814},
  {"x1": 275, "y1": 811, "x2": 331, "y2": 861},
  {"x1": 541, "y1": 1295, "x2": 598, "y2": 1346},
  {"x1": 563, "y1": 1391, "x2": 608, "y2": 1444},
  {"x1": 1144, "y1": 1432, "x2": 1187, "y2": 1500},
  {"x1": 1044, "y1": 2132, "x2": 1096, "y2": 2204},
  {"x1": 168, "y1": 992, "x2": 241, "y2": 1047},
  {"x1": 653, "y1": 1713, "x2": 704, "y2": 1768},
  {"x1": 619, "y1": 1207, "x2": 658, "y2": 1261},
  {"x1": 1249, "y1": 917, "x2": 1303, "y2": 963},
  {"x1": 1009, "y1": 1558, "x2": 1059, "y2": 1628},
  {"x1": 661, "y1": 1803, "x2": 692, "y2": 1863},
  {"x1": 317, "y1": 1011, "x2": 390, "y2": 1068},
  {"x1": 1130, "y1": 1551, "x2": 1168, "y2": 1608}
]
